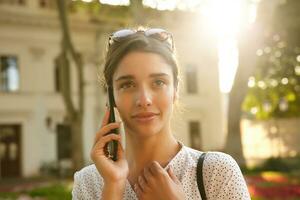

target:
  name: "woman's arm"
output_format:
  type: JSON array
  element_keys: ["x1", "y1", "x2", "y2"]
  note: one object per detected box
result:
[
  {"x1": 90, "y1": 108, "x2": 129, "y2": 199},
  {"x1": 102, "y1": 181, "x2": 126, "y2": 200}
]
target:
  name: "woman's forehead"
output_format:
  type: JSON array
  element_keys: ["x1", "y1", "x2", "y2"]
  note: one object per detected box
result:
[{"x1": 113, "y1": 52, "x2": 173, "y2": 80}]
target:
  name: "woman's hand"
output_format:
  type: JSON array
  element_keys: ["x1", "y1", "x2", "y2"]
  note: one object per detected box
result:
[
  {"x1": 90, "y1": 108, "x2": 129, "y2": 185},
  {"x1": 134, "y1": 161, "x2": 185, "y2": 200}
]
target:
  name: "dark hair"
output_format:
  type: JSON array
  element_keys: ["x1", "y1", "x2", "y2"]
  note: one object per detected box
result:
[{"x1": 103, "y1": 30, "x2": 180, "y2": 89}]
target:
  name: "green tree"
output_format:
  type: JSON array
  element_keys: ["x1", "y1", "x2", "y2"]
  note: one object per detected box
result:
[{"x1": 242, "y1": 0, "x2": 300, "y2": 120}]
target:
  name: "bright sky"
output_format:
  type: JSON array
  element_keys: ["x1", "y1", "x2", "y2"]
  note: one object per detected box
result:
[{"x1": 81, "y1": 0, "x2": 259, "y2": 93}]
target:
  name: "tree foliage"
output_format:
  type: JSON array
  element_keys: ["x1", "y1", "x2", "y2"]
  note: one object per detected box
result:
[{"x1": 242, "y1": 0, "x2": 300, "y2": 120}]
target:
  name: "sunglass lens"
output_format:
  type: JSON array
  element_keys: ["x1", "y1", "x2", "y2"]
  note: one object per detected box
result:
[
  {"x1": 145, "y1": 28, "x2": 169, "y2": 40},
  {"x1": 109, "y1": 28, "x2": 173, "y2": 50},
  {"x1": 112, "y1": 29, "x2": 136, "y2": 38},
  {"x1": 145, "y1": 28, "x2": 173, "y2": 50}
]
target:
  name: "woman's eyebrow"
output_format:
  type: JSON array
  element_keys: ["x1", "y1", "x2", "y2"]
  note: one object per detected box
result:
[
  {"x1": 115, "y1": 75, "x2": 134, "y2": 82},
  {"x1": 149, "y1": 73, "x2": 169, "y2": 78},
  {"x1": 115, "y1": 73, "x2": 169, "y2": 82}
]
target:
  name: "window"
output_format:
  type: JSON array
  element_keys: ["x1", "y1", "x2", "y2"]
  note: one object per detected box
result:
[
  {"x1": 39, "y1": 0, "x2": 47, "y2": 8},
  {"x1": 189, "y1": 121, "x2": 202, "y2": 150},
  {"x1": 39, "y1": 0, "x2": 55, "y2": 9},
  {"x1": 186, "y1": 64, "x2": 198, "y2": 94},
  {"x1": 54, "y1": 60, "x2": 72, "y2": 93},
  {"x1": 0, "y1": 56, "x2": 19, "y2": 92},
  {"x1": 54, "y1": 64, "x2": 60, "y2": 92},
  {"x1": 56, "y1": 124, "x2": 71, "y2": 160},
  {"x1": 17, "y1": 0, "x2": 24, "y2": 5},
  {"x1": 0, "y1": 124, "x2": 21, "y2": 178}
]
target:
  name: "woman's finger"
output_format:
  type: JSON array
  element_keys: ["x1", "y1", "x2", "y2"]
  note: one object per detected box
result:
[
  {"x1": 149, "y1": 161, "x2": 164, "y2": 176},
  {"x1": 93, "y1": 122, "x2": 121, "y2": 145},
  {"x1": 116, "y1": 139, "x2": 125, "y2": 160},
  {"x1": 91, "y1": 134, "x2": 121, "y2": 162},
  {"x1": 167, "y1": 167, "x2": 180, "y2": 184},
  {"x1": 100, "y1": 107, "x2": 110, "y2": 127},
  {"x1": 134, "y1": 183, "x2": 143, "y2": 197},
  {"x1": 143, "y1": 166, "x2": 152, "y2": 183},
  {"x1": 138, "y1": 175, "x2": 147, "y2": 192},
  {"x1": 93, "y1": 134, "x2": 121, "y2": 151}
]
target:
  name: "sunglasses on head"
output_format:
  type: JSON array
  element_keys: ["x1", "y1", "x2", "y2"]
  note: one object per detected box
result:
[{"x1": 108, "y1": 28, "x2": 174, "y2": 51}]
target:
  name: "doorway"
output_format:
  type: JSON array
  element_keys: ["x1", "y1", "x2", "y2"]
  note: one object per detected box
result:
[{"x1": 0, "y1": 124, "x2": 21, "y2": 178}]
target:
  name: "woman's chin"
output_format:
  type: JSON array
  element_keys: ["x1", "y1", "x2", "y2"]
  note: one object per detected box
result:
[
  {"x1": 130, "y1": 125, "x2": 162, "y2": 138},
  {"x1": 124, "y1": 118, "x2": 165, "y2": 138}
]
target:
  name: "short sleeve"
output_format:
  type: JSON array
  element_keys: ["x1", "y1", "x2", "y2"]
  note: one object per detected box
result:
[
  {"x1": 72, "y1": 165, "x2": 103, "y2": 200},
  {"x1": 203, "y1": 152, "x2": 251, "y2": 200},
  {"x1": 72, "y1": 171, "x2": 84, "y2": 200}
]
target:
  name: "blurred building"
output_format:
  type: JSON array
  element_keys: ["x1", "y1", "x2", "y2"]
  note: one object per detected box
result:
[
  {"x1": 0, "y1": 0, "x2": 224, "y2": 178},
  {"x1": 241, "y1": 118, "x2": 300, "y2": 167}
]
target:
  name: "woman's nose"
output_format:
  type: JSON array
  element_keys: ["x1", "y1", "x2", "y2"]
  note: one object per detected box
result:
[{"x1": 135, "y1": 87, "x2": 152, "y2": 108}]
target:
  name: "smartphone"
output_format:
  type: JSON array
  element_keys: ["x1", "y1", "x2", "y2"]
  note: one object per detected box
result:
[{"x1": 106, "y1": 86, "x2": 119, "y2": 161}]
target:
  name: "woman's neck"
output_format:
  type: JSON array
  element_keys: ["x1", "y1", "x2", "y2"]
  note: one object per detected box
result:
[{"x1": 124, "y1": 126, "x2": 181, "y2": 183}]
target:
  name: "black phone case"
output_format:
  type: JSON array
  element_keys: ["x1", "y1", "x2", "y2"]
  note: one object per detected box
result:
[{"x1": 106, "y1": 86, "x2": 119, "y2": 161}]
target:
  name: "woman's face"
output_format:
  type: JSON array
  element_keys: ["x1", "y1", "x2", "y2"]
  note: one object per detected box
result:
[{"x1": 112, "y1": 51, "x2": 177, "y2": 138}]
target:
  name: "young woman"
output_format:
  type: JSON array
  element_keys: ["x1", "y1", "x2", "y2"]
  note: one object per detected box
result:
[{"x1": 72, "y1": 28, "x2": 251, "y2": 200}]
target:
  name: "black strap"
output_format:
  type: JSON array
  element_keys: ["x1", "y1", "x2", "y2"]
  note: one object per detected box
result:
[{"x1": 197, "y1": 152, "x2": 207, "y2": 200}]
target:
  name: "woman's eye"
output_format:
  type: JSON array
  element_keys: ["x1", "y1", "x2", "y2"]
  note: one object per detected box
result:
[
  {"x1": 153, "y1": 79, "x2": 166, "y2": 87},
  {"x1": 119, "y1": 81, "x2": 135, "y2": 89}
]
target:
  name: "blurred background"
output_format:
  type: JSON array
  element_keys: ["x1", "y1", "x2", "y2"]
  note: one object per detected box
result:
[{"x1": 0, "y1": 0, "x2": 299, "y2": 199}]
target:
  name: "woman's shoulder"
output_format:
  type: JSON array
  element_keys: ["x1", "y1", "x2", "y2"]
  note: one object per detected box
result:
[
  {"x1": 177, "y1": 145, "x2": 251, "y2": 199},
  {"x1": 182, "y1": 145, "x2": 239, "y2": 171},
  {"x1": 73, "y1": 165, "x2": 103, "y2": 190},
  {"x1": 72, "y1": 164, "x2": 103, "y2": 199},
  {"x1": 203, "y1": 151, "x2": 242, "y2": 176},
  {"x1": 184, "y1": 146, "x2": 244, "y2": 184},
  {"x1": 74, "y1": 164, "x2": 103, "y2": 183}
]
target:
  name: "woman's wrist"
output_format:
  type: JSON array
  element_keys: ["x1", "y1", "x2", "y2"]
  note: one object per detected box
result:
[{"x1": 102, "y1": 181, "x2": 126, "y2": 200}]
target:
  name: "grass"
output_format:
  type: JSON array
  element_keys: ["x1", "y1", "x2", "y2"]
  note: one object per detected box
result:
[
  {"x1": 28, "y1": 184, "x2": 72, "y2": 200},
  {"x1": 0, "y1": 183, "x2": 72, "y2": 200}
]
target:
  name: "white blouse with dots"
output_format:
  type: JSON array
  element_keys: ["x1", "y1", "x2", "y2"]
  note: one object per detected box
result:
[{"x1": 72, "y1": 144, "x2": 251, "y2": 200}]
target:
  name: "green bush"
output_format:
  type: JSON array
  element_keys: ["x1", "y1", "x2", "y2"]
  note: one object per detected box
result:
[
  {"x1": 28, "y1": 184, "x2": 71, "y2": 200},
  {"x1": 243, "y1": 156, "x2": 300, "y2": 174},
  {"x1": 0, "y1": 192, "x2": 18, "y2": 200}
]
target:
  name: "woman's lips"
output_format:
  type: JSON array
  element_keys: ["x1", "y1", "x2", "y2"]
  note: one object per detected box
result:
[{"x1": 132, "y1": 112, "x2": 159, "y2": 122}]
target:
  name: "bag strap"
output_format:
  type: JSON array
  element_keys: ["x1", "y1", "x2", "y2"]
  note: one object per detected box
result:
[{"x1": 197, "y1": 152, "x2": 207, "y2": 200}]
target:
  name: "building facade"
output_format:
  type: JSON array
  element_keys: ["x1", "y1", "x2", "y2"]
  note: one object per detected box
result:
[{"x1": 0, "y1": 0, "x2": 225, "y2": 178}]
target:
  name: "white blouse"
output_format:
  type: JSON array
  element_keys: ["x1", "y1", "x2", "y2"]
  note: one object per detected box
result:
[{"x1": 72, "y1": 144, "x2": 251, "y2": 200}]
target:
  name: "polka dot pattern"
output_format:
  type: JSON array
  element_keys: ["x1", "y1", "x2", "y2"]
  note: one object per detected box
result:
[{"x1": 72, "y1": 143, "x2": 251, "y2": 199}]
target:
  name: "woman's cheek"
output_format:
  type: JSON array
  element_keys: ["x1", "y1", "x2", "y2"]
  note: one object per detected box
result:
[
  {"x1": 162, "y1": 86, "x2": 175, "y2": 104},
  {"x1": 115, "y1": 93, "x2": 131, "y2": 118},
  {"x1": 157, "y1": 90, "x2": 174, "y2": 116}
]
